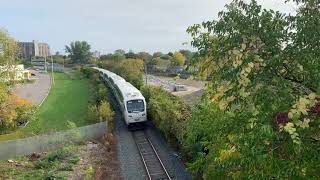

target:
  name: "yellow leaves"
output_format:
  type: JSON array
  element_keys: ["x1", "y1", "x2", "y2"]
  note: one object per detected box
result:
[
  {"x1": 227, "y1": 134, "x2": 236, "y2": 142},
  {"x1": 297, "y1": 118, "x2": 310, "y2": 129},
  {"x1": 218, "y1": 100, "x2": 228, "y2": 110},
  {"x1": 248, "y1": 62, "x2": 254, "y2": 69},
  {"x1": 238, "y1": 62, "x2": 255, "y2": 89},
  {"x1": 289, "y1": 93, "x2": 318, "y2": 120},
  {"x1": 297, "y1": 64, "x2": 304, "y2": 71},
  {"x1": 172, "y1": 51, "x2": 186, "y2": 66},
  {"x1": 12, "y1": 94, "x2": 32, "y2": 107},
  {"x1": 217, "y1": 146, "x2": 240, "y2": 162},
  {"x1": 232, "y1": 56, "x2": 243, "y2": 68},
  {"x1": 285, "y1": 93, "x2": 319, "y2": 144},
  {"x1": 239, "y1": 88, "x2": 250, "y2": 98},
  {"x1": 230, "y1": 49, "x2": 244, "y2": 68},
  {"x1": 99, "y1": 101, "x2": 114, "y2": 121},
  {"x1": 308, "y1": 93, "x2": 316, "y2": 100},
  {"x1": 211, "y1": 82, "x2": 233, "y2": 102},
  {"x1": 241, "y1": 43, "x2": 246, "y2": 50},
  {"x1": 284, "y1": 122, "x2": 301, "y2": 144},
  {"x1": 210, "y1": 83, "x2": 235, "y2": 110}
]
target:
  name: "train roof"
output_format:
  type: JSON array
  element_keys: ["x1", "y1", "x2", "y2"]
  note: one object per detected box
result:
[
  {"x1": 117, "y1": 81, "x2": 144, "y2": 101},
  {"x1": 92, "y1": 67, "x2": 144, "y2": 101}
]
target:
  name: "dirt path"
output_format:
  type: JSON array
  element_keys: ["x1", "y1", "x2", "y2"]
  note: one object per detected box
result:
[{"x1": 69, "y1": 134, "x2": 120, "y2": 180}]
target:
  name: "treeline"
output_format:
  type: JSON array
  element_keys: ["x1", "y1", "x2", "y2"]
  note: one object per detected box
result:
[
  {"x1": 99, "y1": 49, "x2": 193, "y2": 67},
  {"x1": 98, "y1": 59, "x2": 145, "y2": 89},
  {"x1": 60, "y1": 40, "x2": 196, "y2": 76},
  {"x1": 61, "y1": 40, "x2": 194, "y2": 67},
  {"x1": 0, "y1": 30, "x2": 34, "y2": 134}
]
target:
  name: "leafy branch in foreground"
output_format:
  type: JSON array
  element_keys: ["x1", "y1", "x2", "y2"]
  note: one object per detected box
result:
[{"x1": 185, "y1": 0, "x2": 320, "y2": 178}]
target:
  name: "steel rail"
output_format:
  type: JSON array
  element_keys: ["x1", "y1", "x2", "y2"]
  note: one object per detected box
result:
[{"x1": 133, "y1": 131, "x2": 172, "y2": 180}]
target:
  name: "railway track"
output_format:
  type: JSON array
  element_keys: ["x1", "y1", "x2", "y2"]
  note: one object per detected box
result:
[{"x1": 132, "y1": 131, "x2": 172, "y2": 180}]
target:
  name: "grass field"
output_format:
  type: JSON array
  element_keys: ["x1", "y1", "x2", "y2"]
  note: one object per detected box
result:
[{"x1": 0, "y1": 71, "x2": 90, "y2": 141}]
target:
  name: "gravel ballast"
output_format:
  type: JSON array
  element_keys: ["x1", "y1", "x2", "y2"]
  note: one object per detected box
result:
[{"x1": 109, "y1": 89, "x2": 191, "y2": 179}]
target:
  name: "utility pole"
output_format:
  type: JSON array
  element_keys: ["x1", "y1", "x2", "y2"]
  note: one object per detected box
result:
[
  {"x1": 51, "y1": 55, "x2": 54, "y2": 85},
  {"x1": 144, "y1": 59, "x2": 147, "y2": 85},
  {"x1": 44, "y1": 56, "x2": 47, "y2": 73}
]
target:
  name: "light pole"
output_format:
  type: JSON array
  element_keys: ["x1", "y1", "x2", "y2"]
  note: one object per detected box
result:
[
  {"x1": 0, "y1": 43, "x2": 4, "y2": 55},
  {"x1": 144, "y1": 59, "x2": 147, "y2": 85},
  {"x1": 51, "y1": 55, "x2": 54, "y2": 85},
  {"x1": 44, "y1": 56, "x2": 47, "y2": 72}
]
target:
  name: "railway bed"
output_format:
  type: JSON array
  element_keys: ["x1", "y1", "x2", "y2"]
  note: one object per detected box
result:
[{"x1": 133, "y1": 131, "x2": 172, "y2": 180}]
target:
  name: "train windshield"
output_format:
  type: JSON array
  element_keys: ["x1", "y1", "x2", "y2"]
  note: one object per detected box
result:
[{"x1": 127, "y1": 99, "x2": 144, "y2": 113}]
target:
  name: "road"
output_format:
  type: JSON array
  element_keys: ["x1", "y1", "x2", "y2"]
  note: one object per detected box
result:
[{"x1": 12, "y1": 70, "x2": 51, "y2": 106}]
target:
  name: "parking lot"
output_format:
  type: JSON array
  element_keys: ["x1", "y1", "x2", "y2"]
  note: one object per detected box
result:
[{"x1": 145, "y1": 74, "x2": 205, "y2": 96}]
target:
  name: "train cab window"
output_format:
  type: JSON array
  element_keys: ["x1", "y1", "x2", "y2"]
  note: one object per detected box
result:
[{"x1": 127, "y1": 100, "x2": 144, "y2": 113}]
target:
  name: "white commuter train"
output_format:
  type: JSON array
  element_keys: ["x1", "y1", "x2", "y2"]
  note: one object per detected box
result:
[{"x1": 93, "y1": 67, "x2": 147, "y2": 128}]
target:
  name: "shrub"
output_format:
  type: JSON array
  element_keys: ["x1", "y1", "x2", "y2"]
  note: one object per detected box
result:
[
  {"x1": 87, "y1": 105, "x2": 100, "y2": 123},
  {"x1": 0, "y1": 93, "x2": 34, "y2": 134},
  {"x1": 99, "y1": 101, "x2": 114, "y2": 129},
  {"x1": 141, "y1": 86, "x2": 191, "y2": 148}
]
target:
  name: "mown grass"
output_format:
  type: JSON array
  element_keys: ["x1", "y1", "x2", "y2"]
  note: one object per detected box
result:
[
  {"x1": 23, "y1": 72, "x2": 90, "y2": 135},
  {"x1": 0, "y1": 71, "x2": 90, "y2": 141}
]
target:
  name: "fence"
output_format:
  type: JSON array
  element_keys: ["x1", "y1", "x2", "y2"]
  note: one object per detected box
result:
[{"x1": 0, "y1": 121, "x2": 107, "y2": 160}]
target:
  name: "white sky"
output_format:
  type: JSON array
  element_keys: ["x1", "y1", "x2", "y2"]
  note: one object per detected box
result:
[{"x1": 0, "y1": 0, "x2": 296, "y2": 54}]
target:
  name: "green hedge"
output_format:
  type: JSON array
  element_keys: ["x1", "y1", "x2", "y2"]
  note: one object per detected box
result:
[
  {"x1": 141, "y1": 86, "x2": 191, "y2": 149},
  {"x1": 81, "y1": 68, "x2": 114, "y2": 127}
]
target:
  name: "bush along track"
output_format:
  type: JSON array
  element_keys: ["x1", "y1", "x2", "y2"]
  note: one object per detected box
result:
[
  {"x1": 82, "y1": 67, "x2": 114, "y2": 132},
  {"x1": 141, "y1": 86, "x2": 191, "y2": 151}
]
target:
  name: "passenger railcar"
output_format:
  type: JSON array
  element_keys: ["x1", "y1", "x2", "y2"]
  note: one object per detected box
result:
[{"x1": 93, "y1": 67, "x2": 147, "y2": 128}]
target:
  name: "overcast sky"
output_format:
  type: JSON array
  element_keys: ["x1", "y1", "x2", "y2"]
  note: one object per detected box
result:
[{"x1": 0, "y1": 0, "x2": 296, "y2": 54}]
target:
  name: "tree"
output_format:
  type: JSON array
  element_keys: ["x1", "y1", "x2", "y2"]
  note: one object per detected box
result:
[
  {"x1": 100, "y1": 54, "x2": 113, "y2": 61},
  {"x1": 125, "y1": 50, "x2": 138, "y2": 59},
  {"x1": 185, "y1": 0, "x2": 320, "y2": 178},
  {"x1": 179, "y1": 49, "x2": 193, "y2": 64},
  {"x1": 111, "y1": 53, "x2": 125, "y2": 61},
  {"x1": 172, "y1": 51, "x2": 186, "y2": 66},
  {"x1": 0, "y1": 30, "x2": 19, "y2": 80},
  {"x1": 160, "y1": 54, "x2": 172, "y2": 60},
  {"x1": 114, "y1": 49, "x2": 125, "y2": 55},
  {"x1": 137, "y1": 52, "x2": 152, "y2": 61},
  {"x1": 152, "y1": 52, "x2": 163, "y2": 58},
  {"x1": 65, "y1": 41, "x2": 92, "y2": 64}
]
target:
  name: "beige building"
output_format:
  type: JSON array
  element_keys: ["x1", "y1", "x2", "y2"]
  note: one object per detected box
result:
[
  {"x1": 19, "y1": 40, "x2": 50, "y2": 60},
  {"x1": 0, "y1": 64, "x2": 31, "y2": 81}
]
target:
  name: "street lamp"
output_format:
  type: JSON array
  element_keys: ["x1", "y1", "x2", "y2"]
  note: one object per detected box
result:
[
  {"x1": 144, "y1": 59, "x2": 147, "y2": 85},
  {"x1": 51, "y1": 55, "x2": 54, "y2": 85},
  {"x1": 0, "y1": 43, "x2": 4, "y2": 55}
]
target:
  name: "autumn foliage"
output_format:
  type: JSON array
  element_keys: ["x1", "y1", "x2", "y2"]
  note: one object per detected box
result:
[
  {"x1": 184, "y1": 0, "x2": 320, "y2": 178},
  {"x1": 0, "y1": 93, "x2": 33, "y2": 133}
]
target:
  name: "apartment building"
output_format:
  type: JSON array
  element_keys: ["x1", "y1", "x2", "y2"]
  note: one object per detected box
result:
[{"x1": 18, "y1": 40, "x2": 50, "y2": 60}]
